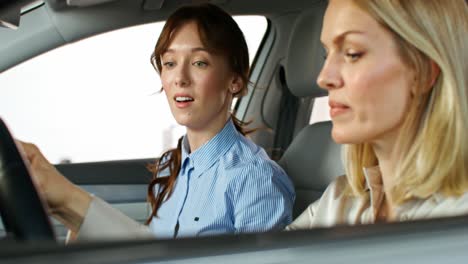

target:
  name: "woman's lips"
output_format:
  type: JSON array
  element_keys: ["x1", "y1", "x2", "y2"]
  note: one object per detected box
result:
[
  {"x1": 329, "y1": 101, "x2": 350, "y2": 118},
  {"x1": 175, "y1": 100, "x2": 193, "y2": 108},
  {"x1": 174, "y1": 94, "x2": 194, "y2": 109}
]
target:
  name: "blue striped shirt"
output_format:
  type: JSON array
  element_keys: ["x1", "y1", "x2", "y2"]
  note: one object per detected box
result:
[{"x1": 149, "y1": 119, "x2": 295, "y2": 238}]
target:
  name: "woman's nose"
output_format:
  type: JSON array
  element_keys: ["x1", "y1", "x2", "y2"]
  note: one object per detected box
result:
[
  {"x1": 175, "y1": 64, "x2": 191, "y2": 87},
  {"x1": 316, "y1": 57, "x2": 343, "y2": 91}
]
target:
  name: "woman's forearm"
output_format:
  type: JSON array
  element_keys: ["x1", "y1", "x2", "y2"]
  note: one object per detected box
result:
[{"x1": 49, "y1": 185, "x2": 93, "y2": 233}]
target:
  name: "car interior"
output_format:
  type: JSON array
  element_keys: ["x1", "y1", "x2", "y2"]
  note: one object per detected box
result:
[{"x1": 0, "y1": 0, "x2": 468, "y2": 263}]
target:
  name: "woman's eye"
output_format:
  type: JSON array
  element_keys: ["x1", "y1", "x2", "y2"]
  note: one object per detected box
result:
[
  {"x1": 163, "y1": 61, "x2": 175, "y2": 68},
  {"x1": 193, "y1": 61, "x2": 208, "y2": 68},
  {"x1": 345, "y1": 52, "x2": 363, "y2": 62}
]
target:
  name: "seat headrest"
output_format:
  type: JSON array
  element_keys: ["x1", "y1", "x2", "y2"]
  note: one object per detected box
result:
[
  {"x1": 279, "y1": 121, "x2": 344, "y2": 190},
  {"x1": 286, "y1": 2, "x2": 327, "y2": 98}
]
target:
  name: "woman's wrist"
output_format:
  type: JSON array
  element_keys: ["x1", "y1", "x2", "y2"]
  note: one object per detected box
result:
[{"x1": 50, "y1": 184, "x2": 93, "y2": 233}]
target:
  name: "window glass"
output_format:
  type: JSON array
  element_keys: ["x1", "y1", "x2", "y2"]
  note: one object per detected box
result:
[
  {"x1": 309, "y1": 96, "x2": 331, "y2": 124},
  {"x1": 0, "y1": 16, "x2": 267, "y2": 163}
]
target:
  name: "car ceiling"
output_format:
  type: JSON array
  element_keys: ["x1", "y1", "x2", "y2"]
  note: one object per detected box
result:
[{"x1": 0, "y1": 0, "x2": 322, "y2": 73}]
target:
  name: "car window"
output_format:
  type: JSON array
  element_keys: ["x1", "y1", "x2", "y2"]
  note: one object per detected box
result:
[
  {"x1": 310, "y1": 96, "x2": 330, "y2": 124},
  {"x1": 0, "y1": 16, "x2": 267, "y2": 164}
]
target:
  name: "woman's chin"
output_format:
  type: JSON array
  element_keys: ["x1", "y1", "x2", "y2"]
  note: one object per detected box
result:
[
  {"x1": 172, "y1": 114, "x2": 194, "y2": 126},
  {"x1": 331, "y1": 128, "x2": 361, "y2": 145},
  {"x1": 174, "y1": 118, "x2": 204, "y2": 131}
]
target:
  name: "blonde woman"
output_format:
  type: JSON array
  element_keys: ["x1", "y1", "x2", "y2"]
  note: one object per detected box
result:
[{"x1": 288, "y1": 0, "x2": 468, "y2": 229}]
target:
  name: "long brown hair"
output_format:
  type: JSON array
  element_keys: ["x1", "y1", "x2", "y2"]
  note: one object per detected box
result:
[{"x1": 146, "y1": 3, "x2": 251, "y2": 224}]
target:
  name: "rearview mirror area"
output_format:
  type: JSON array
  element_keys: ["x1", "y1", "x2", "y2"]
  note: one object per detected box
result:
[
  {"x1": 0, "y1": 0, "x2": 44, "y2": 30},
  {"x1": 0, "y1": 3, "x2": 20, "y2": 29}
]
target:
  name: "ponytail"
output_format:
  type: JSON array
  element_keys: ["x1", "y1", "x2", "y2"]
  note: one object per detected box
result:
[
  {"x1": 231, "y1": 113, "x2": 255, "y2": 136},
  {"x1": 145, "y1": 137, "x2": 183, "y2": 224}
]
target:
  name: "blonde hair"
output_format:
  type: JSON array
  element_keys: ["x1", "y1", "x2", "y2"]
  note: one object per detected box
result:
[{"x1": 344, "y1": 0, "x2": 468, "y2": 203}]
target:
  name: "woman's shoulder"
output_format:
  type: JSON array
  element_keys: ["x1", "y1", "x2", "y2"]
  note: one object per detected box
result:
[
  {"x1": 400, "y1": 191, "x2": 468, "y2": 222},
  {"x1": 286, "y1": 175, "x2": 356, "y2": 230},
  {"x1": 323, "y1": 175, "x2": 350, "y2": 196},
  {"x1": 424, "y1": 191, "x2": 468, "y2": 217},
  {"x1": 308, "y1": 175, "x2": 358, "y2": 213},
  {"x1": 218, "y1": 136, "x2": 293, "y2": 189},
  {"x1": 222, "y1": 135, "x2": 276, "y2": 169}
]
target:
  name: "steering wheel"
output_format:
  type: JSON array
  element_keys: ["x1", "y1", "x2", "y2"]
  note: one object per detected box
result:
[{"x1": 0, "y1": 118, "x2": 55, "y2": 241}]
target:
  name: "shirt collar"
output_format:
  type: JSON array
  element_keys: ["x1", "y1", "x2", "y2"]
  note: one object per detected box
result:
[
  {"x1": 363, "y1": 165, "x2": 384, "y2": 217},
  {"x1": 180, "y1": 118, "x2": 240, "y2": 178},
  {"x1": 362, "y1": 166, "x2": 453, "y2": 220},
  {"x1": 363, "y1": 166, "x2": 383, "y2": 192}
]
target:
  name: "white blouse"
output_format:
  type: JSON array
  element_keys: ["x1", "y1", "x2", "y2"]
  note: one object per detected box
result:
[{"x1": 287, "y1": 166, "x2": 468, "y2": 230}]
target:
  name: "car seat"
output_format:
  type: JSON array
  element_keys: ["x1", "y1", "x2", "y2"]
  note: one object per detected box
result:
[{"x1": 278, "y1": 3, "x2": 344, "y2": 218}]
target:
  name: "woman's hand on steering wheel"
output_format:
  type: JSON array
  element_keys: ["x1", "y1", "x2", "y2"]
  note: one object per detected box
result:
[{"x1": 17, "y1": 140, "x2": 92, "y2": 232}]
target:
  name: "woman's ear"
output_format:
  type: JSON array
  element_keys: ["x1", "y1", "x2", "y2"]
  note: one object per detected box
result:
[
  {"x1": 229, "y1": 75, "x2": 243, "y2": 96},
  {"x1": 414, "y1": 60, "x2": 441, "y2": 96}
]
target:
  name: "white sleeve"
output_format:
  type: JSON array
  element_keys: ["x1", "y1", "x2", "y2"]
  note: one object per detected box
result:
[
  {"x1": 284, "y1": 201, "x2": 319, "y2": 231},
  {"x1": 285, "y1": 175, "x2": 349, "y2": 230},
  {"x1": 75, "y1": 196, "x2": 154, "y2": 240}
]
